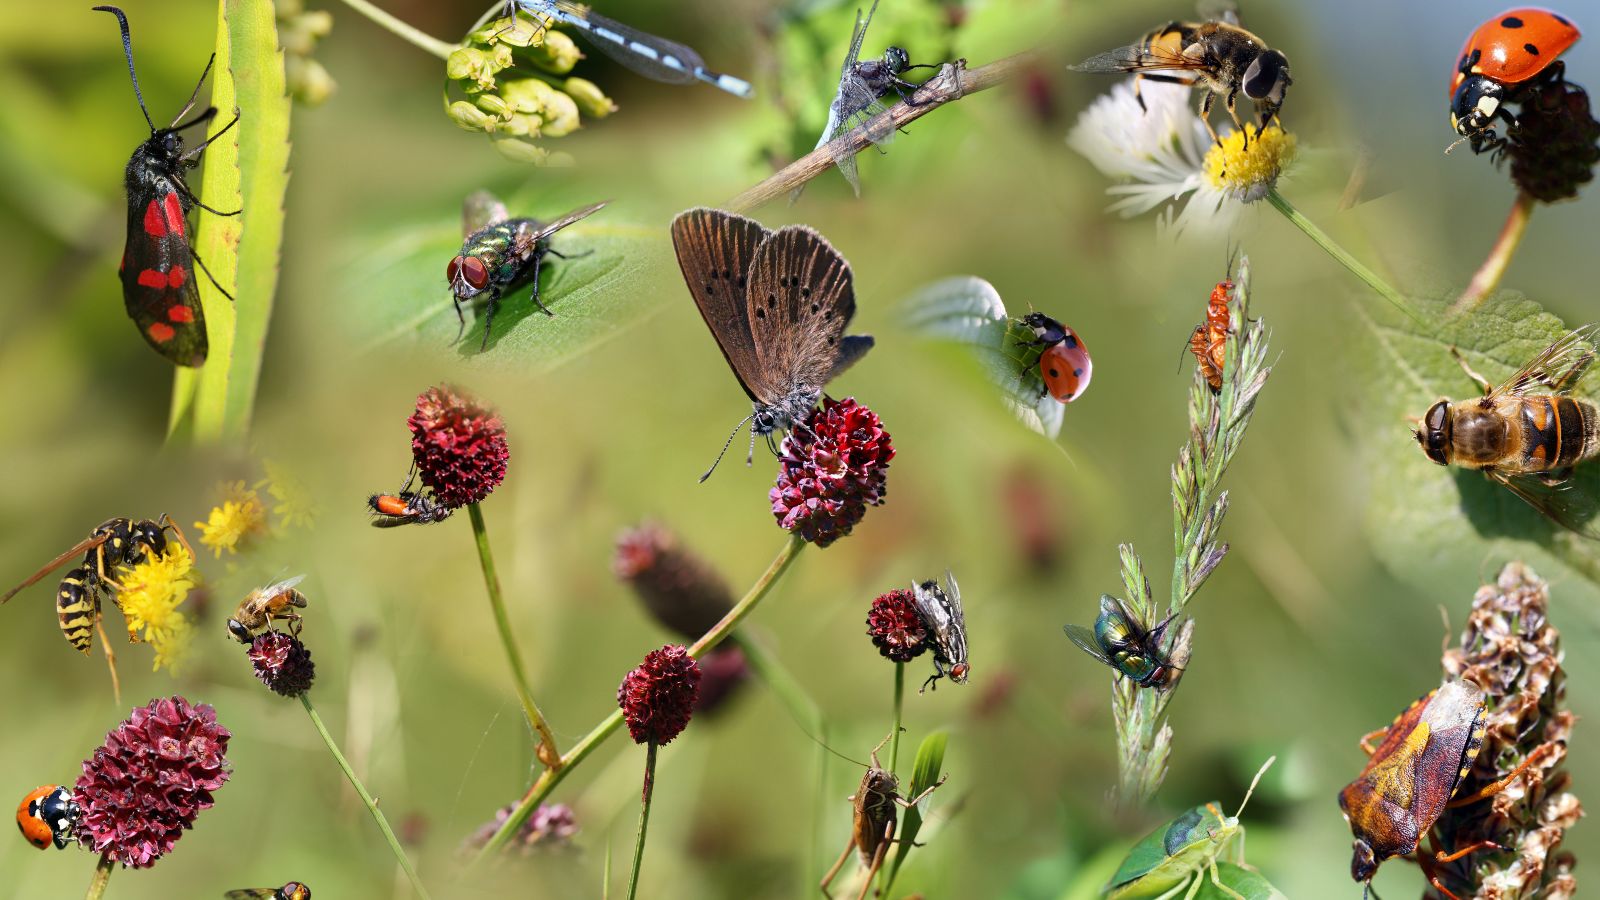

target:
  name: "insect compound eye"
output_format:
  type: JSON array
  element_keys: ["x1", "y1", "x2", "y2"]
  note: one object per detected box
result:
[
  {"x1": 1242, "y1": 51, "x2": 1288, "y2": 102},
  {"x1": 446, "y1": 257, "x2": 463, "y2": 284},
  {"x1": 227, "y1": 619, "x2": 253, "y2": 643},
  {"x1": 886, "y1": 46, "x2": 910, "y2": 73},
  {"x1": 1350, "y1": 839, "x2": 1377, "y2": 881},
  {"x1": 950, "y1": 663, "x2": 969, "y2": 681},
  {"x1": 462, "y1": 256, "x2": 490, "y2": 289}
]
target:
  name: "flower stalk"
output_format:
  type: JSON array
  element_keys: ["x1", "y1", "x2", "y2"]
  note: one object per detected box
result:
[
  {"x1": 890, "y1": 662, "x2": 905, "y2": 774},
  {"x1": 468, "y1": 502, "x2": 561, "y2": 769},
  {"x1": 333, "y1": 0, "x2": 455, "y2": 59},
  {"x1": 84, "y1": 855, "x2": 114, "y2": 900},
  {"x1": 625, "y1": 741, "x2": 659, "y2": 900},
  {"x1": 301, "y1": 694, "x2": 433, "y2": 900},
  {"x1": 1452, "y1": 193, "x2": 1535, "y2": 314},
  {"x1": 1266, "y1": 187, "x2": 1423, "y2": 324},
  {"x1": 471, "y1": 535, "x2": 804, "y2": 865},
  {"x1": 1112, "y1": 258, "x2": 1272, "y2": 805}
]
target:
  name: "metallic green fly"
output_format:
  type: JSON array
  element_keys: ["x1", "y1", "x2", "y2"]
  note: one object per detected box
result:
[
  {"x1": 1103, "y1": 757, "x2": 1277, "y2": 900},
  {"x1": 1063, "y1": 594, "x2": 1181, "y2": 688}
]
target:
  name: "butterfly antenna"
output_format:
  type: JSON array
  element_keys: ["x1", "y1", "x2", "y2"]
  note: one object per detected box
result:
[
  {"x1": 94, "y1": 6, "x2": 157, "y2": 134},
  {"x1": 1234, "y1": 755, "x2": 1276, "y2": 819},
  {"x1": 700, "y1": 413, "x2": 755, "y2": 483}
]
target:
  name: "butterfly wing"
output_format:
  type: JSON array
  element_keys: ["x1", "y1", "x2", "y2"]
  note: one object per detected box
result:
[
  {"x1": 828, "y1": 334, "x2": 876, "y2": 381},
  {"x1": 118, "y1": 173, "x2": 207, "y2": 366},
  {"x1": 462, "y1": 190, "x2": 510, "y2": 237},
  {"x1": 743, "y1": 225, "x2": 856, "y2": 401},
  {"x1": 671, "y1": 208, "x2": 772, "y2": 402}
]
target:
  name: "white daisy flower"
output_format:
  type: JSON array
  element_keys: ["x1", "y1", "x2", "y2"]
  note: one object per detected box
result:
[{"x1": 1067, "y1": 78, "x2": 1296, "y2": 237}]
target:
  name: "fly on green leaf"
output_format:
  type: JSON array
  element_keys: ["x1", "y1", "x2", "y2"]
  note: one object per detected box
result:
[
  {"x1": 1064, "y1": 594, "x2": 1181, "y2": 688},
  {"x1": 447, "y1": 190, "x2": 609, "y2": 350},
  {"x1": 1103, "y1": 757, "x2": 1279, "y2": 900}
]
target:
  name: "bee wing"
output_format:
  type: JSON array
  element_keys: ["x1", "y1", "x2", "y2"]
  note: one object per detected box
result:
[
  {"x1": 1491, "y1": 471, "x2": 1600, "y2": 538},
  {"x1": 1068, "y1": 40, "x2": 1205, "y2": 75},
  {"x1": 1063, "y1": 623, "x2": 1113, "y2": 664},
  {"x1": 1489, "y1": 324, "x2": 1600, "y2": 399},
  {"x1": 2, "y1": 534, "x2": 109, "y2": 605},
  {"x1": 1197, "y1": 0, "x2": 1242, "y2": 26},
  {"x1": 529, "y1": 200, "x2": 610, "y2": 242},
  {"x1": 223, "y1": 891, "x2": 279, "y2": 899},
  {"x1": 260, "y1": 574, "x2": 307, "y2": 595}
]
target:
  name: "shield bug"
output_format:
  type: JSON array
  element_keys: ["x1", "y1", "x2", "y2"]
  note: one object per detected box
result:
[
  {"x1": 1103, "y1": 756, "x2": 1276, "y2": 899},
  {"x1": 911, "y1": 571, "x2": 968, "y2": 693},
  {"x1": 819, "y1": 732, "x2": 945, "y2": 900},
  {"x1": 96, "y1": 6, "x2": 240, "y2": 367},
  {"x1": 1063, "y1": 594, "x2": 1181, "y2": 688},
  {"x1": 1339, "y1": 678, "x2": 1561, "y2": 899}
]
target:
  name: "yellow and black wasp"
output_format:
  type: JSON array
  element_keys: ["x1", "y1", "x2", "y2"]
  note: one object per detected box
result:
[{"x1": 1, "y1": 516, "x2": 193, "y2": 653}]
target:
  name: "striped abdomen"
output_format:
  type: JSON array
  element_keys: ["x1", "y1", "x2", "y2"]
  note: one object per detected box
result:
[
  {"x1": 56, "y1": 568, "x2": 100, "y2": 653},
  {"x1": 1516, "y1": 397, "x2": 1600, "y2": 473}
]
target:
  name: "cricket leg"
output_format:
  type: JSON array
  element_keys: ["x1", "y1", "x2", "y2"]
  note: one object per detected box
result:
[
  {"x1": 819, "y1": 838, "x2": 854, "y2": 899},
  {"x1": 854, "y1": 823, "x2": 893, "y2": 900}
]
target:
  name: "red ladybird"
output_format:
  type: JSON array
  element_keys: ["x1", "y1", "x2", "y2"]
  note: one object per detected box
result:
[
  {"x1": 1450, "y1": 8, "x2": 1581, "y2": 152},
  {"x1": 15, "y1": 785, "x2": 79, "y2": 850},
  {"x1": 1189, "y1": 277, "x2": 1232, "y2": 393},
  {"x1": 1019, "y1": 313, "x2": 1092, "y2": 403}
]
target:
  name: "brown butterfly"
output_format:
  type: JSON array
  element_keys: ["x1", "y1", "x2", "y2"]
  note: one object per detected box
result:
[{"x1": 670, "y1": 208, "x2": 873, "y2": 480}]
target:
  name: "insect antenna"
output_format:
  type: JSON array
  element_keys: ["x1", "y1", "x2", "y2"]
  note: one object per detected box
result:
[
  {"x1": 1234, "y1": 755, "x2": 1277, "y2": 819},
  {"x1": 700, "y1": 412, "x2": 756, "y2": 482},
  {"x1": 93, "y1": 6, "x2": 157, "y2": 135},
  {"x1": 1444, "y1": 135, "x2": 1472, "y2": 155},
  {"x1": 168, "y1": 53, "x2": 217, "y2": 128}
]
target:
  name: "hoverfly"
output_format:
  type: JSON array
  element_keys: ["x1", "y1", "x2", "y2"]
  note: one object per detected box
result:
[
  {"x1": 1414, "y1": 323, "x2": 1600, "y2": 536},
  {"x1": 227, "y1": 575, "x2": 309, "y2": 644},
  {"x1": 1, "y1": 516, "x2": 192, "y2": 653},
  {"x1": 911, "y1": 571, "x2": 967, "y2": 693},
  {"x1": 225, "y1": 884, "x2": 310, "y2": 900},
  {"x1": 1069, "y1": 3, "x2": 1291, "y2": 147},
  {"x1": 1064, "y1": 594, "x2": 1183, "y2": 688},
  {"x1": 819, "y1": 732, "x2": 946, "y2": 899}
]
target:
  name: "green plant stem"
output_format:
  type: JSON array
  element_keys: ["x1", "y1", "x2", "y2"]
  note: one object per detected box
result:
[
  {"x1": 625, "y1": 741, "x2": 658, "y2": 900},
  {"x1": 730, "y1": 632, "x2": 823, "y2": 735},
  {"x1": 468, "y1": 502, "x2": 562, "y2": 768},
  {"x1": 890, "y1": 662, "x2": 905, "y2": 774},
  {"x1": 84, "y1": 855, "x2": 113, "y2": 900},
  {"x1": 1266, "y1": 188, "x2": 1422, "y2": 325},
  {"x1": 335, "y1": 0, "x2": 456, "y2": 59},
  {"x1": 471, "y1": 535, "x2": 805, "y2": 866},
  {"x1": 301, "y1": 694, "x2": 434, "y2": 900},
  {"x1": 1452, "y1": 192, "x2": 1535, "y2": 315}
]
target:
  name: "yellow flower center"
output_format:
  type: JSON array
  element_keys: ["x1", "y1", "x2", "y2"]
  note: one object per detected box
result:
[
  {"x1": 117, "y1": 545, "x2": 196, "y2": 673},
  {"x1": 195, "y1": 481, "x2": 268, "y2": 557},
  {"x1": 1202, "y1": 125, "x2": 1296, "y2": 201}
]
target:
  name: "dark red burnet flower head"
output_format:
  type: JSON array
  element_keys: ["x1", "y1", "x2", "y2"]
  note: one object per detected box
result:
[
  {"x1": 769, "y1": 397, "x2": 894, "y2": 548},
  {"x1": 613, "y1": 522, "x2": 735, "y2": 639},
  {"x1": 74, "y1": 696, "x2": 230, "y2": 868},
  {"x1": 408, "y1": 384, "x2": 510, "y2": 508},
  {"x1": 866, "y1": 589, "x2": 929, "y2": 662},
  {"x1": 1507, "y1": 78, "x2": 1600, "y2": 203},
  {"x1": 617, "y1": 644, "x2": 702, "y2": 745},
  {"x1": 247, "y1": 632, "x2": 316, "y2": 697}
]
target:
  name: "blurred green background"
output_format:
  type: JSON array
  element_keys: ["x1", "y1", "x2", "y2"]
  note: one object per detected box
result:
[{"x1": 2, "y1": 0, "x2": 1599, "y2": 897}]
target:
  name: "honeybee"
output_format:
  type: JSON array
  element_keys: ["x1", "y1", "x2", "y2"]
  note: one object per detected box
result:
[
  {"x1": 1415, "y1": 324, "x2": 1600, "y2": 535},
  {"x1": 225, "y1": 884, "x2": 310, "y2": 900},
  {"x1": 227, "y1": 575, "x2": 309, "y2": 643},
  {"x1": 1070, "y1": 4, "x2": 1291, "y2": 146},
  {"x1": 819, "y1": 733, "x2": 946, "y2": 899}
]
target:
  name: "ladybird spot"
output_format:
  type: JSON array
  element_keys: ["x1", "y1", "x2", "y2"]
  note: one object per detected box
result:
[
  {"x1": 1525, "y1": 43, "x2": 1540, "y2": 55},
  {"x1": 1064, "y1": 335, "x2": 1078, "y2": 348},
  {"x1": 147, "y1": 322, "x2": 177, "y2": 343},
  {"x1": 1555, "y1": 13, "x2": 1572, "y2": 26},
  {"x1": 1074, "y1": 368, "x2": 1084, "y2": 377},
  {"x1": 1502, "y1": 15, "x2": 1524, "y2": 28},
  {"x1": 1048, "y1": 367, "x2": 1060, "y2": 377},
  {"x1": 137, "y1": 269, "x2": 167, "y2": 289},
  {"x1": 167, "y1": 305, "x2": 194, "y2": 323}
]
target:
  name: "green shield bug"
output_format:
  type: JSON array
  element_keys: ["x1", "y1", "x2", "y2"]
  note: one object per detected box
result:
[{"x1": 1102, "y1": 756, "x2": 1276, "y2": 900}]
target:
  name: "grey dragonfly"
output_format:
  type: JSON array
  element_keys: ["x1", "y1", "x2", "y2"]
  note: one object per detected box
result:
[
  {"x1": 503, "y1": 0, "x2": 753, "y2": 98},
  {"x1": 807, "y1": 0, "x2": 943, "y2": 196}
]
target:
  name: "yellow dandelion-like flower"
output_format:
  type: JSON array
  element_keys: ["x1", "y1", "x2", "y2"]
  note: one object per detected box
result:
[
  {"x1": 195, "y1": 481, "x2": 268, "y2": 557},
  {"x1": 260, "y1": 460, "x2": 318, "y2": 530},
  {"x1": 117, "y1": 545, "x2": 196, "y2": 674},
  {"x1": 1203, "y1": 125, "x2": 1297, "y2": 202}
]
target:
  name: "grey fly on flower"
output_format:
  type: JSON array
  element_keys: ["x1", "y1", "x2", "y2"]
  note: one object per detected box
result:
[{"x1": 912, "y1": 571, "x2": 968, "y2": 692}]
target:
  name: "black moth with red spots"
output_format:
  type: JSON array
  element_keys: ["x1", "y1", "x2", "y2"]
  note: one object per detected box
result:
[{"x1": 97, "y1": 6, "x2": 239, "y2": 367}]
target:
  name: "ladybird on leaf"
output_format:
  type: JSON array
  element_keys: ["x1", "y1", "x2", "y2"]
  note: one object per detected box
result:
[{"x1": 1018, "y1": 312, "x2": 1093, "y2": 404}]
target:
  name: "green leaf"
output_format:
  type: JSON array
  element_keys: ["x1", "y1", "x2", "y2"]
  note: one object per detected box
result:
[
  {"x1": 905, "y1": 276, "x2": 1064, "y2": 438},
  {"x1": 1354, "y1": 291, "x2": 1600, "y2": 586},
  {"x1": 1195, "y1": 862, "x2": 1284, "y2": 900},
  {"x1": 338, "y1": 195, "x2": 663, "y2": 373},
  {"x1": 882, "y1": 731, "x2": 947, "y2": 894},
  {"x1": 172, "y1": 0, "x2": 292, "y2": 442}
]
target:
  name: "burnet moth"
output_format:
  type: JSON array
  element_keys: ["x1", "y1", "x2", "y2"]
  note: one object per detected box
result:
[{"x1": 96, "y1": 5, "x2": 239, "y2": 367}]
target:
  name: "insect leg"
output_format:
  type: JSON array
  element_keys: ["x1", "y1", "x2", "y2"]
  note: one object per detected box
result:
[
  {"x1": 1223, "y1": 89, "x2": 1248, "y2": 148},
  {"x1": 1133, "y1": 73, "x2": 1148, "y2": 112},
  {"x1": 1357, "y1": 727, "x2": 1390, "y2": 755},
  {"x1": 1446, "y1": 741, "x2": 1561, "y2": 807},
  {"x1": 171, "y1": 174, "x2": 242, "y2": 217},
  {"x1": 1205, "y1": 860, "x2": 1246, "y2": 900},
  {"x1": 190, "y1": 246, "x2": 238, "y2": 303},
  {"x1": 854, "y1": 822, "x2": 893, "y2": 900},
  {"x1": 156, "y1": 516, "x2": 198, "y2": 561},
  {"x1": 818, "y1": 836, "x2": 856, "y2": 899},
  {"x1": 1448, "y1": 346, "x2": 1495, "y2": 394},
  {"x1": 453, "y1": 296, "x2": 468, "y2": 346},
  {"x1": 894, "y1": 774, "x2": 947, "y2": 808},
  {"x1": 545, "y1": 248, "x2": 593, "y2": 261},
  {"x1": 1196, "y1": 90, "x2": 1222, "y2": 146},
  {"x1": 479, "y1": 290, "x2": 505, "y2": 351},
  {"x1": 1433, "y1": 839, "x2": 1504, "y2": 864},
  {"x1": 94, "y1": 613, "x2": 122, "y2": 705},
  {"x1": 527, "y1": 252, "x2": 555, "y2": 317}
]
